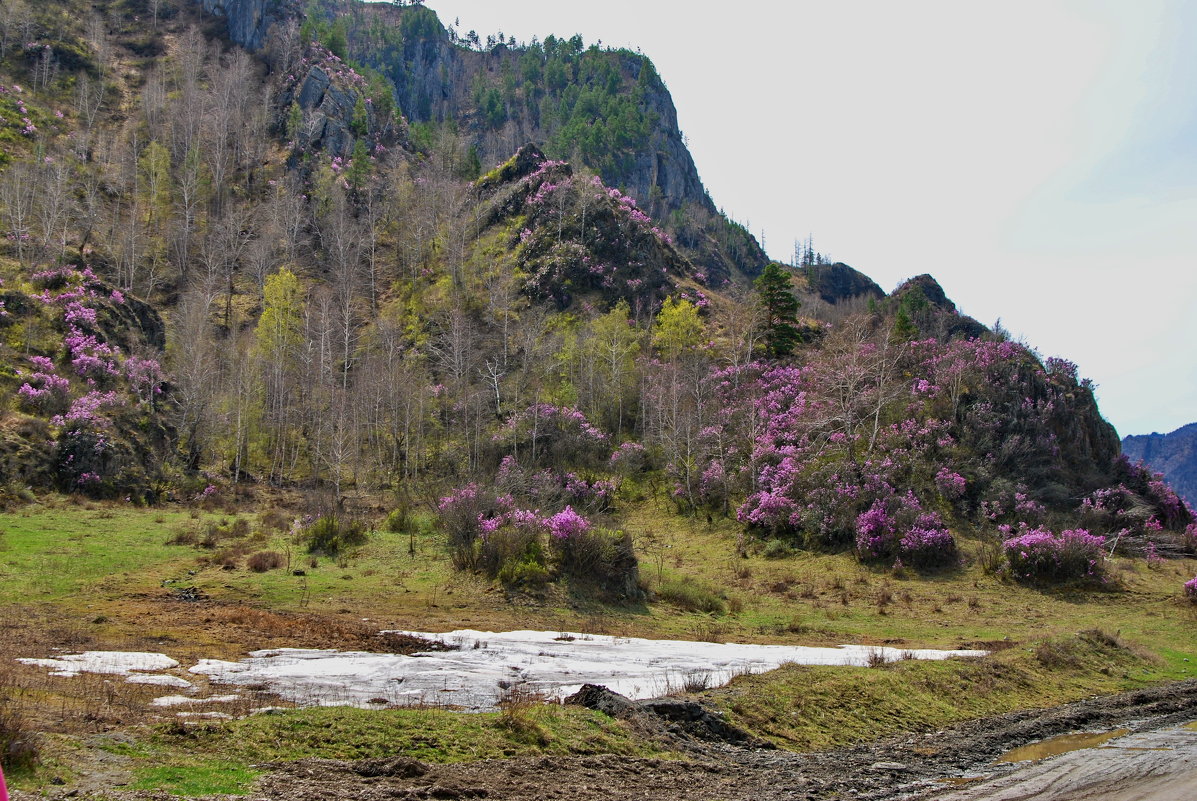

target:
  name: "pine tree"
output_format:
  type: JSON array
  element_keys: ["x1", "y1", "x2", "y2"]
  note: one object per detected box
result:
[{"x1": 754, "y1": 262, "x2": 802, "y2": 358}]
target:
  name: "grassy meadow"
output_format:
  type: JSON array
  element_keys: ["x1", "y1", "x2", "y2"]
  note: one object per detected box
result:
[{"x1": 1, "y1": 491, "x2": 1195, "y2": 795}]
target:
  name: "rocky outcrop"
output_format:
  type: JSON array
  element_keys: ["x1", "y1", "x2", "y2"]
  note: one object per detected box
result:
[
  {"x1": 800, "y1": 262, "x2": 884, "y2": 305},
  {"x1": 564, "y1": 684, "x2": 773, "y2": 749},
  {"x1": 472, "y1": 145, "x2": 693, "y2": 313},
  {"x1": 283, "y1": 66, "x2": 365, "y2": 158},
  {"x1": 891, "y1": 274, "x2": 956, "y2": 311},
  {"x1": 197, "y1": 0, "x2": 294, "y2": 51},
  {"x1": 890, "y1": 273, "x2": 988, "y2": 340},
  {"x1": 1123, "y1": 424, "x2": 1197, "y2": 506}
]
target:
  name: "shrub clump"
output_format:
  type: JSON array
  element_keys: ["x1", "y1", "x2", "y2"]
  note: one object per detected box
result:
[
  {"x1": 435, "y1": 483, "x2": 640, "y2": 599},
  {"x1": 854, "y1": 495, "x2": 958, "y2": 570},
  {"x1": 306, "y1": 516, "x2": 369, "y2": 556},
  {"x1": 656, "y1": 575, "x2": 727, "y2": 615},
  {"x1": 247, "y1": 551, "x2": 285, "y2": 573},
  {"x1": 1185, "y1": 575, "x2": 1197, "y2": 602},
  {"x1": 1002, "y1": 525, "x2": 1106, "y2": 583}
]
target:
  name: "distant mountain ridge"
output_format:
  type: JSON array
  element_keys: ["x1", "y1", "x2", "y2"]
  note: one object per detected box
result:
[{"x1": 1122, "y1": 424, "x2": 1197, "y2": 506}]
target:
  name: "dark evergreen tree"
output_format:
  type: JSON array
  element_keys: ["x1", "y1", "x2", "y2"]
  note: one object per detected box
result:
[{"x1": 754, "y1": 262, "x2": 802, "y2": 358}]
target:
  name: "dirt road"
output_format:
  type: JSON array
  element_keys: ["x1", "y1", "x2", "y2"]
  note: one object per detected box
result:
[{"x1": 928, "y1": 722, "x2": 1197, "y2": 801}]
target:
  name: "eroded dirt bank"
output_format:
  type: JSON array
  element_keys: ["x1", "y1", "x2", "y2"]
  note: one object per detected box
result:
[{"x1": 13, "y1": 679, "x2": 1197, "y2": 801}]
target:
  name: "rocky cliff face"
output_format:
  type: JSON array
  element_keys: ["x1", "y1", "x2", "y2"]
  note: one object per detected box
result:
[
  {"x1": 1123, "y1": 424, "x2": 1197, "y2": 506},
  {"x1": 197, "y1": 0, "x2": 289, "y2": 51},
  {"x1": 194, "y1": 0, "x2": 766, "y2": 282}
]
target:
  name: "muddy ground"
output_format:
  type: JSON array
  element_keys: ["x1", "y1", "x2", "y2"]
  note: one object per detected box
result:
[{"x1": 22, "y1": 678, "x2": 1195, "y2": 801}]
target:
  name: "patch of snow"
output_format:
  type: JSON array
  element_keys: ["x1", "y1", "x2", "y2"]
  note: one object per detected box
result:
[
  {"x1": 191, "y1": 629, "x2": 987, "y2": 711},
  {"x1": 150, "y1": 694, "x2": 241, "y2": 708},
  {"x1": 17, "y1": 651, "x2": 179, "y2": 678},
  {"x1": 126, "y1": 674, "x2": 193, "y2": 689}
]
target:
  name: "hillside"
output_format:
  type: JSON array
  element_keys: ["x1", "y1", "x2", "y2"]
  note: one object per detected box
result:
[
  {"x1": 1123, "y1": 423, "x2": 1197, "y2": 506},
  {"x1": 0, "y1": 0, "x2": 1189, "y2": 576},
  {"x1": 198, "y1": 0, "x2": 767, "y2": 285},
  {"x1": 0, "y1": 0, "x2": 1196, "y2": 797}
]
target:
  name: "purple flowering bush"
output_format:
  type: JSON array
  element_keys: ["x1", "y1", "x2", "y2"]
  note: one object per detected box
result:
[
  {"x1": 3, "y1": 266, "x2": 171, "y2": 498},
  {"x1": 1002, "y1": 525, "x2": 1107, "y2": 584},
  {"x1": 854, "y1": 495, "x2": 958, "y2": 569},
  {"x1": 494, "y1": 455, "x2": 616, "y2": 514},
  {"x1": 1185, "y1": 575, "x2": 1197, "y2": 602},
  {"x1": 494, "y1": 403, "x2": 609, "y2": 469},
  {"x1": 681, "y1": 328, "x2": 1190, "y2": 574},
  {"x1": 435, "y1": 475, "x2": 640, "y2": 598}
]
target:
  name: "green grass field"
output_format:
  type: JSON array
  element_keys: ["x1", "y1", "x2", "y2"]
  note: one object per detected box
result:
[{"x1": 2, "y1": 493, "x2": 1196, "y2": 795}]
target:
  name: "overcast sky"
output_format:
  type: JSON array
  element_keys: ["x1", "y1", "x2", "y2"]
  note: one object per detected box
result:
[{"x1": 422, "y1": 0, "x2": 1196, "y2": 438}]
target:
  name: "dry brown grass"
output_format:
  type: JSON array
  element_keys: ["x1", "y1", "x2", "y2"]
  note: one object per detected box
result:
[
  {"x1": 247, "y1": 551, "x2": 285, "y2": 573},
  {"x1": 192, "y1": 604, "x2": 445, "y2": 654}
]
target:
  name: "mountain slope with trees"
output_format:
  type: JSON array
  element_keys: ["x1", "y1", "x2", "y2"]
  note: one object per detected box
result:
[
  {"x1": 199, "y1": 0, "x2": 768, "y2": 285},
  {"x1": 0, "y1": 0, "x2": 1191, "y2": 589}
]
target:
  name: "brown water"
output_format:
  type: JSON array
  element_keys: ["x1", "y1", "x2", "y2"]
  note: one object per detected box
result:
[{"x1": 995, "y1": 729, "x2": 1130, "y2": 763}]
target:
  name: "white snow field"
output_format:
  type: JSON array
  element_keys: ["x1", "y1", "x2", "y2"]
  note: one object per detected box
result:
[{"x1": 189, "y1": 629, "x2": 987, "y2": 711}]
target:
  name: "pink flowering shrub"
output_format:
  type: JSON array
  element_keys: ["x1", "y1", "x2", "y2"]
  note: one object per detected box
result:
[
  {"x1": 609, "y1": 441, "x2": 648, "y2": 475},
  {"x1": 124, "y1": 356, "x2": 166, "y2": 404},
  {"x1": 436, "y1": 483, "x2": 494, "y2": 556},
  {"x1": 1185, "y1": 575, "x2": 1197, "y2": 602},
  {"x1": 494, "y1": 403, "x2": 609, "y2": 468},
  {"x1": 11, "y1": 265, "x2": 173, "y2": 498},
  {"x1": 495, "y1": 455, "x2": 616, "y2": 514},
  {"x1": 16, "y1": 355, "x2": 71, "y2": 412},
  {"x1": 1002, "y1": 525, "x2": 1106, "y2": 584},
  {"x1": 435, "y1": 473, "x2": 639, "y2": 598},
  {"x1": 701, "y1": 330, "x2": 1186, "y2": 569},
  {"x1": 854, "y1": 495, "x2": 957, "y2": 569},
  {"x1": 934, "y1": 468, "x2": 967, "y2": 501},
  {"x1": 543, "y1": 505, "x2": 590, "y2": 539}
]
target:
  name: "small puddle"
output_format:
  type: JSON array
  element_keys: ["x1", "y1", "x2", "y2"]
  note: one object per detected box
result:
[{"x1": 996, "y1": 729, "x2": 1130, "y2": 763}]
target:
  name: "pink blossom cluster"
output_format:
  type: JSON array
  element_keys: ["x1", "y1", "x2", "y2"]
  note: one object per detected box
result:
[
  {"x1": 75, "y1": 472, "x2": 101, "y2": 486},
  {"x1": 66, "y1": 328, "x2": 120, "y2": 378},
  {"x1": 543, "y1": 505, "x2": 590, "y2": 539},
  {"x1": 64, "y1": 301, "x2": 97, "y2": 326},
  {"x1": 608, "y1": 441, "x2": 646, "y2": 470},
  {"x1": 305, "y1": 43, "x2": 368, "y2": 90},
  {"x1": 17, "y1": 354, "x2": 70, "y2": 404},
  {"x1": 526, "y1": 177, "x2": 571, "y2": 206},
  {"x1": 1002, "y1": 525, "x2": 1106, "y2": 583},
  {"x1": 934, "y1": 467, "x2": 967, "y2": 500},
  {"x1": 51, "y1": 391, "x2": 124, "y2": 428},
  {"x1": 495, "y1": 404, "x2": 609, "y2": 459},
  {"x1": 124, "y1": 356, "x2": 166, "y2": 401}
]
